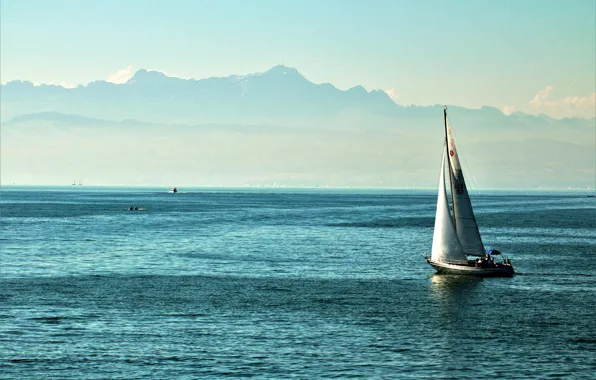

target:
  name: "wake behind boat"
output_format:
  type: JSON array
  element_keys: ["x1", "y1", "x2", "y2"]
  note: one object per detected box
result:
[{"x1": 425, "y1": 107, "x2": 514, "y2": 277}]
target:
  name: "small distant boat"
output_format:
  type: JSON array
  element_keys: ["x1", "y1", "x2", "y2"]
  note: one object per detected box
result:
[
  {"x1": 425, "y1": 107, "x2": 514, "y2": 277},
  {"x1": 168, "y1": 187, "x2": 178, "y2": 193},
  {"x1": 127, "y1": 206, "x2": 145, "y2": 211}
]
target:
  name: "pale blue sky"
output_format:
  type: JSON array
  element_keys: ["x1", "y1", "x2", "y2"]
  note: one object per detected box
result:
[{"x1": 1, "y1": 0, "x2": 595, "y2": 118}]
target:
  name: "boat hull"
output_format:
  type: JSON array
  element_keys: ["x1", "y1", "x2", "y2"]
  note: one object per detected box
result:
[{"x1": 426, "y1": 258, "x2": 514, "y2": 277}]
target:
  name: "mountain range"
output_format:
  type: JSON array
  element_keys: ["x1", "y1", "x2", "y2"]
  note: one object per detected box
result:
[
  {"x1": 2, "y1": 65, "x2": 594, "y2": 127},
  {"x1": 1, "y1": 65, "x2": 399, "y2": 125},
  {"x1": 1, "y1": 65, "x2": 594, "y2": 188}
]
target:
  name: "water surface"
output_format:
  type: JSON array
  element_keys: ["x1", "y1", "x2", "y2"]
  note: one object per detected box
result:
[{"x1": 1, "y1": 187, "x2": 595, "y2": 378}]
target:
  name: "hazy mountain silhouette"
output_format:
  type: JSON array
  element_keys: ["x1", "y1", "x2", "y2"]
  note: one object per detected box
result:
[
  {"x1": 1, "y1": 65, "x2": 401, "y2": 125},
  {"x1": 1, "y1": 65, "x2": 594, "y2": 188},
  {"x1": 3, "y1": 65, "x2": 593, "y2": 134}
]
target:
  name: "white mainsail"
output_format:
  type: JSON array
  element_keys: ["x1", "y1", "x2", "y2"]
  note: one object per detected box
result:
[
  {"x1": 431, "y1": 150, "x2": 468, "y2": 265},
  {"x1": 445, "y1": 117, "x2": 485, "y2": 256}
]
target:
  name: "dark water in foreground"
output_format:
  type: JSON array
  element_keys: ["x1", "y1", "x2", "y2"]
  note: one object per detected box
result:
[{"x1": 1, "y1": 188, "x2": 595, "y2": 379}]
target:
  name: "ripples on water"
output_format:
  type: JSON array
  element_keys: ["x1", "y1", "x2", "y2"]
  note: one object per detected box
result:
[{"x1": 1, "y1": 188, "x2": 595, "y2": 378}]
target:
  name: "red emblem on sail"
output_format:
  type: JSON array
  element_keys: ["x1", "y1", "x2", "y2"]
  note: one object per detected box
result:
[{"x1": 449, "y1": 150, "x2": 454, "y2": 157}]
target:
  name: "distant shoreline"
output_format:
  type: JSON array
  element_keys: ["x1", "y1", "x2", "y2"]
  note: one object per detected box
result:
[{"x1": 1, "y1": 185, "x2": 594, "y2": 194}]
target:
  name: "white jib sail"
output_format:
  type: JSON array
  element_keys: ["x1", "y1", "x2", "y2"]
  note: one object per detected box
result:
[
  {"x1": 445, "y1": 117, "x2": 485, "y2": 256},
  {"x1": 431, "y1": 149, "x2": 468, "y2": 265}
]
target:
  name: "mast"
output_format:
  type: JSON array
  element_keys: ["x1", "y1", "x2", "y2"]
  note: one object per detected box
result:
[{"x1": 443, "y1": 106, "x2": 456, "y2": 229}]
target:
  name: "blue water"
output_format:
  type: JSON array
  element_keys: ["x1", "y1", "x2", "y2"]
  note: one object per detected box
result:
[{"x1": 1, "y1": 187, "x2": 595, "y2": 379}]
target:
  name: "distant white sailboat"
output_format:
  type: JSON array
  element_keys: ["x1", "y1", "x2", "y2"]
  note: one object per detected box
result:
[{"x1": 425, "y1": 107, "x2": 514, "y2": 277}]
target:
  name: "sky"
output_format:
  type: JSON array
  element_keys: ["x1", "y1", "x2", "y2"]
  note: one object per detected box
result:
[{"x1": 1, "y1": 0, "x2": 595, "y2": 119}]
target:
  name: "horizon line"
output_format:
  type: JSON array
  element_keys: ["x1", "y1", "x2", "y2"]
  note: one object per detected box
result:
[{"x1": 1, "y1": 184, "x2": 594, "y2": 192}]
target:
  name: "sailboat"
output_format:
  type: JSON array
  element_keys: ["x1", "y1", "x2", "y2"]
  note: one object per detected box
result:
[{"x1": 425, "y1": 107, "x2": 514, "y2": 277}]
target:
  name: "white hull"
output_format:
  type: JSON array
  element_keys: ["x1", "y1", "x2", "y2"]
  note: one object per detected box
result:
[{"x1": 426, "y1": 258, "x2": 514, "y2": 277}]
